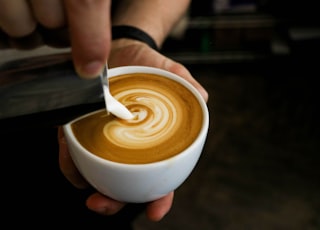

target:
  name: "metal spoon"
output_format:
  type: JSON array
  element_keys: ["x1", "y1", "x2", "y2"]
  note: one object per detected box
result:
[{"x1": 99, "y1": 64, "x2": 134, "y2": 120}]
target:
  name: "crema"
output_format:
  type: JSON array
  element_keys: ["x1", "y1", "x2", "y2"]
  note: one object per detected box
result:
[{"x1": 71, "y1": 73, "x2": 203, "y2": 164}]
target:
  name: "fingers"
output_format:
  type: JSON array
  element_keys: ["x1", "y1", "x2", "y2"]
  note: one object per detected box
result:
[
  {"x1": 146, "y1": 192, "x2": 174, "y2": 221},
  {"x1": 58, "y1": 126, "x2": 127, "y2": 216},
  {"x1": 58, "y1": 127, "x2": 127, "y2": 216},
  {"x1": 86, "y1": 193, "x2": 126, "y2": 215},
  {"x1": 58, "y1": 122, "x2": 173, "y2": 219},
  {"x1": 30, "y1": 0, "x2": 66, "y2": 28},
  {"x1": 0, "y1": 0, "x2": 112, "y2": 79},
  {"x1": 85, "y1": 191, "x2": 173, "y2": 219},
  {"x1": 63, "y1": 0, "x2": 112, "y2": 78},
  {"x1": 0, "y1": 0, "x2": 36, "y2": 37},
  {"x1": 165, "y1": 61, "x2": 209, "y2": 103},
  {"x1": 110, "y1": 40, "x2": 209, "y2": 102},
  {"x1": 0, "y1": 0, "x2": 67, "y2": 48},
  {"x1": 86, "y1": 192, "x2": 174, "y2": 219},
  {"x1": 58, "y1": 126, "x2": 89, "y2": 189}
]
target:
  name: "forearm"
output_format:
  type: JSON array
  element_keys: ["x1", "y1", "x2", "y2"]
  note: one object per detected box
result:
[{"x1": 111, "y1": 0, "x2": 191, "y2": 48}]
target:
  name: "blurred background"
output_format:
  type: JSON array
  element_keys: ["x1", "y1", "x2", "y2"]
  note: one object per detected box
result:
[
  {"x1": 162, "y1": 0, "x2": 320, "y2": 65},
  {"x1": 1, "y1": 0, "x2": 319, "y2": 229},
  {"x1": 134, "y1": 0, "x2": 320, "y2": 229}
]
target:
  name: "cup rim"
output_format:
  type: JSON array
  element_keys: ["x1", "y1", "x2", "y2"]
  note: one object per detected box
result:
[{"x1": 63, "y1": 65, "x2": 209, "y2": 167}]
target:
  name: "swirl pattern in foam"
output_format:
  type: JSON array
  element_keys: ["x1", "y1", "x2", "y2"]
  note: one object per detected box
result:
[
  {"x1": 104, "y1": 88, "x2": 180, "y2": 149},
  {"x1": 71, "y1": 73, "x2": 203, "y2": 164}
]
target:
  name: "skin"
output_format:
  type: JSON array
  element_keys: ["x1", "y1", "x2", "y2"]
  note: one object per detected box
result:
[
  {"x1": 0, "y1": 0, "x2": 208, "y2": 222},
  {"x1": 0, "y1": 0, "x2": 112, "y2": 77},
  {"x1": 58, "y1": 38, "x2": 208, "y2": 221}
]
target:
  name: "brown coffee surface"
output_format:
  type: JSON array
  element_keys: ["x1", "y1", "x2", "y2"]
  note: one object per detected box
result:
[{"x1": 71, "y1": 73, "x2": 203, "y2": 164}]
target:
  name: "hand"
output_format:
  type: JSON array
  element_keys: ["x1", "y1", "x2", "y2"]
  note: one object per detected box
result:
[
  {"x1": 58, "y1": 126, "x2": 174, "y2": 221},
  {"x1": 58, "y1": 39, "x2": 208, "y2": 221},
  {"x1": 109, "y1": 39, "x2": 208, "y2": 102},
  {"x1": 0, "y1": 0, "x2": 112, "y2": 78}
]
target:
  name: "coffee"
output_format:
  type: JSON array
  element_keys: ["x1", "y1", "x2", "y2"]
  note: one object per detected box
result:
[{"x1": 71, "y1": 72, "x2": 203, "y2": 164}]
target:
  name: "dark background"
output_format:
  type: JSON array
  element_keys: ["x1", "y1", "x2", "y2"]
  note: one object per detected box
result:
[
  {"x1": 0, "y1": 0, "x2": 319, "y2": 229},
  {"x1": 134, "y1": 0, "x2": 320, "y2": 229}
]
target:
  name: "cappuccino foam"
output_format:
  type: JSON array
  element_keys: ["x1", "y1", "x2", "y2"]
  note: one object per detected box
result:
[{"x1": 71, "y1": 73, "x2": 203, "y2": 164}]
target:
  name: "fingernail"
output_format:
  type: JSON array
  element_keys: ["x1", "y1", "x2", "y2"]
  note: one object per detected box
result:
[
  {"x1": 94, "y1": 206, "x2": 116, "y2": 216},
  {"x1": 77, "y1": 60, "x2": 104, "y2": 79}
]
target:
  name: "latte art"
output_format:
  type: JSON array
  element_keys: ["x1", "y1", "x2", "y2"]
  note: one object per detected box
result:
[
  {"x1": 71, "y1": 73, "x2": 203, "y2": 164},
  {"x1": 104, "y1": 88, "x2": 179, "y2": 149}
]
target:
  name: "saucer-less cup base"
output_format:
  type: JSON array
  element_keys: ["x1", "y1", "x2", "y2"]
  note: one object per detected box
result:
[{"x1": 63, "y1": 66, "x2": 209, "y2": 203}]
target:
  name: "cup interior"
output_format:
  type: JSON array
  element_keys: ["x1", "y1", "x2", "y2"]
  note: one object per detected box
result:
[{"x1": 64, "y1": 66, "x2": 209, "y2": 166}]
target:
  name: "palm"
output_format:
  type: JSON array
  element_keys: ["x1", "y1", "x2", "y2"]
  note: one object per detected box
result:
[
  {"x1": 109, "y1": 42, "x2": 208, "y2": 102},
  {"x1": 58, "y1": 42, "x2": 208, "y2": 221}
]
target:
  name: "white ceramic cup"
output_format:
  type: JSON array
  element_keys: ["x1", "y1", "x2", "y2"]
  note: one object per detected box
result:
[{"x1": 63, "y1": 66, "x2": 209, "y2": 203}]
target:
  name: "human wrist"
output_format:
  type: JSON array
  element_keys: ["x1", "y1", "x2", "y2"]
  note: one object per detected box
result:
[
  {"x1": 111, "y1": 0, "x2": 191, "y2": 48},
  {"x1": 109, "y1": 38, "x2": 154, "y2": 68},
  {"x1": 111, "y1": 25, "x2": 159, "y2": 51},
  {"x1": 111, "y1": 37, "x2": 147, "y2": 49}
]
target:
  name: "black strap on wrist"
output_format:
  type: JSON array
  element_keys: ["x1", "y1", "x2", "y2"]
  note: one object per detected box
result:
[{"x1": 112, "y1": 25, "x2": 159, "y2": 51}]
